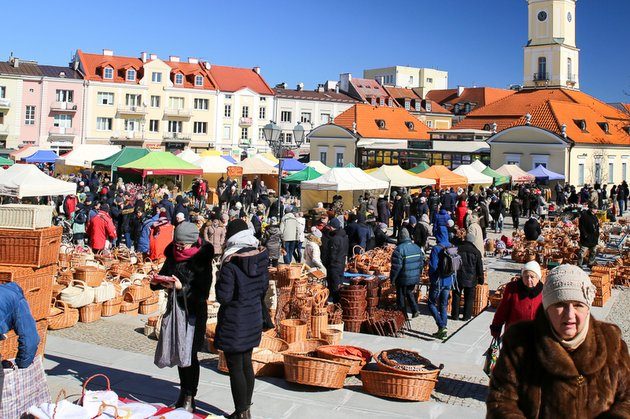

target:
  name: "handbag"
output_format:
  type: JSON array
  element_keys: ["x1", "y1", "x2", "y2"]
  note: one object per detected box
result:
[
  {"x1": 1, "y1": 356, "x2": 50, "y2": 418},
  {"x1": 59, "y1": 280, "x2": 95, "y2": 308},
  {"x1": 93, "y1": 281, "x2": 116, "y2": 303},
  {"x1": 483, "y1": 337, "x2": 501, "y2": 377},
  {"x1": 154, "y1": 290, "x2": 196, "y2": 368}
]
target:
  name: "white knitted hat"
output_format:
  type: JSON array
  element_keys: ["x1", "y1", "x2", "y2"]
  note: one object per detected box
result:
[
  {"x1": 542, "y1": 264, "x2": 596, "y2": 310},
  {"x1": 522, "y1": 261, "x2": 542, "y2": 280}
]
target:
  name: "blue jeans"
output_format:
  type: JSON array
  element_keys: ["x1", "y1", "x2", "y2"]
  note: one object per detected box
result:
[
  {"x1": 283, "y1": 241, "x2": 298, "y2": 264},
  {"x1": 428, "y1": 284, "x2": 451, "y2": 329},
  {"x1": 124, "y1": 232, "x2": 133, "y2": 249}
]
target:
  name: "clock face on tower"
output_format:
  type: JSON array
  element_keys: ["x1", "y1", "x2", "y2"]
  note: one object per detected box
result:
[
  {"x1": 568, "y1": 12, "x2": 572, "y2": 22},
  {"x1": 538, "y1": 11, "x2": 548, "y2": 22}
]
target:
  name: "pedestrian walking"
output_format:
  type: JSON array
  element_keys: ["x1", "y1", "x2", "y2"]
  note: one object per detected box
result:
[
  {"x1": 390, "y1": 228, "x2": 423, "y2": 319},
  {"x1": 578, "y1": 202, "x2": 600, "y2": 267},
  {"x1": 427, "y1": 226, "x2": 457, "y2": 339},
  {"x1": 452, "y1": 233, "x2": 484, "y2": 321}
]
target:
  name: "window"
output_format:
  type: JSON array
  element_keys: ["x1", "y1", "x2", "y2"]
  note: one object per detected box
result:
[
  {"x1": 193, "y1": 121, "x2": 207, "y2": 134},
  {"x1": 426, "y1": 120, "x2": 433, "y2": 128},
  {"x1": 149, "y1": 120, "x2": 159, "y2": 132},
  {"x1": 125, "y1": 94, "x2": 141, "y2": 106},
  {"x1": 194, "y1": 98, "x2": 208, "y2": 110},
  {"x1": 223, "y1": 126, "x2": 231, "y2": 139},
  {"x1": 225, "y1": 94, "x2": 232, "y2": 99},
  {"x1": 97, "y1": 92, "x2": 114, "y2": 105},
  {"x1": 96, "y1": 117, "x2": 112, "y2": 131},
  {"x1": 224, "y1": 104, "x2": 231, "y2": 117},
  {"x1": 174, "y1": 74, "x2": 184, "y2": 85},
  {"x1": 532, "y1": 155, "x2": 549, "y2": 169},
  {"x1": 426, "y1": 77, "x2": 433, "y2": 83},
  {"x1": 168, "y1": 97, "x2": 184, "y2": 109},
  {"x1": 126, "y1": 69, "x2": 136, "y2": 81},
  {"x1": 280, "y1": 111, "x2": 292, "y2": 123},
  {"x1": 53, "y1": 114, "x2": 72, "y2": 128},
  {"x1": 194, "y1": 75, "x2": 203, "y2": 86},
  {"x1": 578, "y1": 163, "x2": 585, "y2": 185},
  {"x1": 150, "y1": 96, "x2": 161, "y2": 108},
  {"x1": 0, "y1": 86, "x2": 5, "y2": 98},
  {"x1": 404, "y1": 100, "x2": 410, "y2": 110},
  {"x1": 259, "y1": 107, "x2": 266, "y2": 119},
  {"x1": 300, "y1": 112, "x2": 311, "y2": 123},
  {"x1": 259, "y1": 128, "x2": 265, "y2": 140},
  {"x1": 241, "y1": 127, "x2": 249, "y2": 140},
  {"x1": 280, "y1": 132, "x2": 293, "y2": 144},
  {"x1": 168, "y1": 120, "x2": 182, "y2": 133},
  {"x1": 409, "y1": 76, "x2": 414, "y2": 85},
  {"x1": 379, "y1": 97, "x2": 385, "y2": 106},
  {"x1": 103, "y1": 67, "x2": 113, "y2": 80},
  {"x1": 623, "y1": 162, "x2": 628, "y2": 182},
  {"x1": 55, "y1": 90, "x2": 73, "y2": 103},
  {"x1": 594, "y1": 162, "x2": 602, "y2": 184},
  {"x1": 242, "y1": 106, "x2": 249, "y2": 118},
  {"x1": 537, "y1": 57, "x2": 547, "y2": 80},
  {"x1": 124, "y1": 119, "x2": 141, "y2": 132},
  {"x1": 598, "y1": 122, "x2": 610, "y2": 133},
  {"x1": 609, "y1": 162, "x2": 614, "y2": 184},
  {"x1": 151, "y1": 72, "x2": 162, "y2": 83},
  {"x1": 0, "y1": 112, "x2": 3, "y2": 124},
  {"x1": 567, "y1": 58, "x2": 573, "y2": 80},
  {"x1": 320, "y1": 113, "x2": 330, "y2": 124},
  {"x1": 24, "y1": 105, "x2": 35, "y2": 125},
  {"x1": 505, "y1": 153, "x2": 521, "y2": 165},
  {"x1": 335, "y1": 151, "x2": 344, "y2": 167}
]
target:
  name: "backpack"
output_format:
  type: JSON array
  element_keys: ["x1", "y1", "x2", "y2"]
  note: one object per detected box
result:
[
  {"x1": 74, "y1": 210, "x2": 87, "y2": 225},
  {"x1": 437, "y1": 245, "x2": 461, "y2": 278}
]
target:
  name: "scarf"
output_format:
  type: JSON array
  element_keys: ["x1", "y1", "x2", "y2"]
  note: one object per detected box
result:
[
  {"x1": 550, "y1": 313, "x2": 590, "y2": 351},
  {"x1": 517, "y1": 280, "x2": 544, "y2": 299},
  {"x1": 221, "y1": 229, "x2": 259, "y2": 264},
  {"x1": 173, "y1": 239, "x2": 202, "y2": 262}
]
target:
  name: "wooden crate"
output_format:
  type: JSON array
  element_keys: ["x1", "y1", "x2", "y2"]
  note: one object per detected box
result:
[
  {"x1": 0, "y1": 319, "x2": 48, "y2": 360},
  {"x1": 0, "y1": 226, "x2": 62, "y2": 267}
]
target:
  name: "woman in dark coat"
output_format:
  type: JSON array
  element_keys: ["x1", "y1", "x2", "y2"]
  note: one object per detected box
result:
[
  {"x1": 152, "y1": 222, "x2": 214, "y2": 412},
  {"x1": 215, "y1": 220, "x2": 269, "y2": 419}
]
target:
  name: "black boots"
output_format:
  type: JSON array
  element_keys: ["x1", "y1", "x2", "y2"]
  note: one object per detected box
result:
[
  {"x1": 172, "y1": 390, "x2": 196, "y2": 413},
  {"x1": 227, "y1": 408, "x2": 251, "y2": 419}
]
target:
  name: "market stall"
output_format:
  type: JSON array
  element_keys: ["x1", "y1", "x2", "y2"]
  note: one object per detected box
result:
[
  {"x1": 23, "y1": 150, "x2": 59, "y2": 164},
  {"x1": 185, "y1": 155, "x2": 233, "y2": 204},
  {"x1": 470, "y1": 159, "x2": 487, "y2": 172},
  {"x1": 237, "y1": 157, "x2": 278, "y2": 192},
  {"x1": 254, "y1": 152, "x2": 279, "y2": 168},
  {"x1": 277, "y1": 158, "x2": 306, "y2": 173},
  {"x1": 528, "y1": 165, "x2": 565, "y2": 181},
  {"x1": 414, "y1": 165, "x2": 468, "y2": 189},
  {"x1": 453, "y1": 164, "x2": 494, "y2": 186},
  {"x1": 282, "y1": 167, "x2": 322, "y2": 184},
  {"x1": 0, "y1": 164, "x2": 77, "y2": 198},
  {"x1": 496, "y1": 164, "x2": 536, "y2": 184},
  {"x1": 92, "y1": 147, "x2": 150, "y2": 178},
  {"x1": 300, "y1": 166, "x2": 389, "y2": 209},
  {"x1": 177, "y1": 149, "x2": 201, "y2": 164},
  {"x1": 481, "y1": 166, "x2": 511, "y2": 186},
  {"x1": 305, "y1": 160, "x2": 330, "y2": 174},
  {"x1": 54, "y1": 145, "x2": 120, "y2": 175},
  {"x1": 9, "y1": 146, "x2": 42, "y2": 162},
  {"x1": 365, "y1": 165, "x2": 435, "y2": 188},
  {"x1": 0, "y1": 156, "x2": 14, "y2": 167},
  {"x1": 408, "y1": 162, "x2": 430, "y2": 174},
  {"x1": 116, "y1": 151, "x2": 203, "y2": 185}
]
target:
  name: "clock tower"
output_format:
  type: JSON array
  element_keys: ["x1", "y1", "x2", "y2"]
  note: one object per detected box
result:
[{"x1": 523, "y1": 0, "x2": 579, "y2": 90}]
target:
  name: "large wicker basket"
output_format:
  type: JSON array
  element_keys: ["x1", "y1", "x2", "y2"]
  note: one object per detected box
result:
[
  {"x1": 287, "y1": 339, "x2": 328, "y2": 355},
  {"x1": 375, "y1": 350, "x2": 443, "y2": 378},
  {"x1": 316, "y1": 345, "x2": 372, "y2": 375},
  {"x1": 47, "y1": 300, "x2": 79, "y2": 330},
  {"x1": 0, "y1": 264, "x2": 55, "y2": 321},
  {"x1": 101, "y1": 295, "x2": 123, "y2": 317},
  {"x1": 321, "y1": 328, "x2": 343, "y2": 345},
  {"x1": 73, "y1": 266, "x2": 107, "y2": 288},
  {"x1": 0, "y1": 225, "x2": 62, "y2": 267},
  {"x1": 283, "y1": 353, "x2": 350, "y2": 389},
  {"x1": 1, "y1": 319, "x2": 48, "y2": 359},
  {"x1": 0, "y1": 204, "x2": 53, "y2": 229},
  {"x1": 279, "y1": 319, "x2": 307, "y2": 343},
  {"x1": 360, "y1": 369, "x2": 439, "y2": 401},
  {"x1": 79, "y1": 302, "x2": 103, "y2": 323},
  {"x1": 472, "y1": 283, "x2": 489, "y2": 316}
]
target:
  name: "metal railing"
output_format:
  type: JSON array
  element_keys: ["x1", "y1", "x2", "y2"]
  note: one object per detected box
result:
[
  {"x1": 533, "y1": 72, "x2": 550, "y2": 81},
  {"x1": 164, "y1": 108, "x2": 192, "y2": 118},
  {"x1": 51, "y1": 101, "x2": 77, "y2": 111},
  {"x1": 49, "y1": 126, "x2": 75, "y2": 136}
]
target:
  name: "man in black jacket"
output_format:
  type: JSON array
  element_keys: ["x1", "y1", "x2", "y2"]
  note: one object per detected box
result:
[
  {"x1": 523, "y1": 216, "x2": 541, "y2": 241},
  {"x1": 160, "y1": 194, "x2": 174, "y2": 222},
  {"x1": 321, "y1": 218, "x2": 348, "y2": 303},
  {"x1": 578, "y1": 202, "x2": 600, "y2": 267},
  {"x1": 453, "y1": 234, "x2": 484, "y2": 321}
]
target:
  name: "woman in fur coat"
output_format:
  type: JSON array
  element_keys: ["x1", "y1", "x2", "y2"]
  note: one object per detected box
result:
[{"x1": 487, "y1": 264, "x2": 629, "y2": 418}]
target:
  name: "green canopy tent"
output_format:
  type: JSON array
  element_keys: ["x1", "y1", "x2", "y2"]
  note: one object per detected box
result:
[
  {"x1": 0, "y1": 156, "x2": 14, "y2": 166},
  {"x1": 409, "y1": 162, "x2": 430, "y2": 173},
  {"x1": 117, "y1": 151, "x2": 202, "y2": 179},
  {"x1": 92, "y1": 147, "x2": 150, "y2": 177},
  {"x1": 344, "y1": 163, "x2": 356, "y2": 168},
  {"x1": 283, "y1": 167, "x2": 322, "y2": 184},
  {"x1": 482, "y1": 166, "x2": 511, "y2": 186}
]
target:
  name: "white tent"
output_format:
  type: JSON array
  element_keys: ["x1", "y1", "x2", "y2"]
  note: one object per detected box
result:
[
  {"x1": 194, "y1": 156, "x2": 231, "y2": 174},
  {"x1": 55, "y1": 145, "x2": 120, "y2": 174},
  {"x1": 178, "y1": 149, "x2": 201, "y2": 164},
  {"x1": 301, "y1": 167, "x2": 389, "y2": 209},
  {"x1": 453, "y1": 164, "x2": 494, "y2": 185},
  {"x1": 367, "y1": 165, "x2": 435, "y2": 187},
  {"x1": 0, "y1": 164, "x2": 77, "y2": 198},
  {"x1": 237, "y1": 157, "x2": 278, "y2": 175},
  {"x1": 306, "y1": 161, "x2": 331, "y2": 174},
  {"x1": 253, "y1": 153, "x2": 278, "y2": 168},
  {"x1": 470, "y1": 159, "x2": 487, "y2": 172}
]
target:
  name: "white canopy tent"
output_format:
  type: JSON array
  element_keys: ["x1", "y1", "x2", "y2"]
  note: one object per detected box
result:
[
  {"x1": 300, "y1": 167, "x2": 389, "y2": 209},
  {"x1": 305, "y1": 161, "x2": 331, "y2": 174},
  {"x1": 470, "y1": 159, "x2": 487, "y2": 172},
  {"x1": 55, "y1": 145, "x2": 120, "y2": 173},
  {"x1": 178, "y1": 149, "x2": 201, "y2": 164},
  {"x1": 194, "y1": 156, "x2": 231, "y2": 173},
  {"x1": 453, "y1": 164, "x2": 494, "y2": 185},
  {"x1": 0, "y1": 164, "x2": 77, "y2": 198},
  {"x1": 237, "y1": 157, "x2": 278, "y2": 175},
  {"x1": 367, "y1": 165, "x2": 436, "y2": 187}
]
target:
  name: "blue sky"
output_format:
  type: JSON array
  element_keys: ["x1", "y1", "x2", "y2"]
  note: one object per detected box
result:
[{"x1": 3, "y1": 0, "x2": 629, "y2": 102}]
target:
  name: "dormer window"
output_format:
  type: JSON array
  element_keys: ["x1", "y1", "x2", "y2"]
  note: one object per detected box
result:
[
  {"x1": 104, "y1": 67, "x2": 113, "y2": 80},
  {"x1": 597, "y1": 122, "x2": 610, "y2": 134},
  {"x1": 454, "y1": 104, "x2": 461, "y2": 114},
  {"x1": 379, "y1": 97, "x2": 385, "y2": 106},
  {"x1": 370, "y1": 97, "x2": 376, "y2": 106},
  {"x1": 175, "y1": 73, "x2": 184, "y2": 85},
  {"x1": 405, "y1": 121, "x2": 415, "y2": 130},
  {"x1": 387, "y1": 98, "x2": 393, "y2": 107},
  {"x1": 414, "y1": 101, "x2": 421, "y2": 111},
  {"x1": 126, "y1": 69, "x2": 136, "y2": 81},
  {"x1": 425, "y1": 102, "x2": 432, "y2": 112},
  {"x1": 464, "y1": 103, "x2": 472, "y2": 113},
  {"x1": 625, "y1": 126, "x2": 630, "y2": 135},
  {"x1": 375, "y1": 119, "x2": 386, "y2": 129},
  {"x1": 483, "y1": 124, "x2": 492, "y2": 131},
  {"x1": 574, "y1": 119, "x2": 587, "y2": 132},
  {"x1": 404, "y1": 100, "x2": 410, "y2": 110},
  {"x1": 194, "y1": 75, "x2": 203, "y2": 86}
]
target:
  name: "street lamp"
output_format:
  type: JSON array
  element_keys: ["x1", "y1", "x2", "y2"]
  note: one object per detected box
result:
[{"x1": 262, "y1": 121, "x2": 307, "y2": 218}]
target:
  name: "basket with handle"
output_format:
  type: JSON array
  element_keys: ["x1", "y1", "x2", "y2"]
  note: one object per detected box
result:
[
  {"x1": 120, "y1": 292, "x2": 139, "y2": 315},
  {"x1": 0, "y1": 225, "x2": 62, "y2": 267},
  {"x1": 80, "y1": 374, "x2": 118, "y2": 418},
  {"x1": 78, "y1": 302, "x2": 102, "y2": 323},
  {"x1": 360, "y1": 368, "x2": 439, "y2": 401},
  {"x1": 283, "y1": 353, "x2": 350, "y2": 389},
  {"x1": 47, "y1": 299, "x2": 79, "y2": 330},
  {"x1": 73, "y1": 266, "x2": 107, "y2": 287},
  {"x1": 316, "y1": 345, "x2": 372, "y2": 375},
  {"x1": 93, "y1": 281, "x2": 117, "y2": 303},
  {"x1": 101, "y1": 295, "x2": 123, "y2": 317},
  {"x1": 279, "y1": 319, "x2": 308, "y2": 343},
  {"x1": 320, "y1": 328, "x2": 343, "y2": 345},
  {"x1": 375, "y1": 349, "x2": 443, "y2": 378},
  {"x1": 259, "y1": 334, "x2": 290, "y2": 352},
  {"x1": 126, "y1": 279, "x2": 153, "y2": 302},
  {"x1": 59, "y1": 280, "x2": 96, "y2": 308}
]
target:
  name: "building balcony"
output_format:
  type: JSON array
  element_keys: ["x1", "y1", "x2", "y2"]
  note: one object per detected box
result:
[
  {"x1": 0, "y1": 98, "x2": 10, "y2": 109},
  {"x1": 566, "y1": 74, "x2": 577, "y2": 86},
  {"x1": 117, "y1": 105, "x2": 148, "y2": 116},
  {"x1": 239, "y1": 117, "x2": 253, "y2": 126},
  {"x1": 49, "y1": 126, "x2": 75, "y2": 137},
  {"x1": 110, "y1": 131, "x2": 144, "y2": 146},
  {"x1": 50, "y1": 101, "x2": 77, "y2": 112},
  {"x1": 0, "y1": 124, "x2": 9, "y2": 135},
  {"x1": 533, "y1": 72, "x2": 550, "y2": 83},
  {"x1": 164, "y1": 108, "x2": 192, "y2": 118},
  {"x1": 163, "y1": 132, "x2": 192, "y2": 142}
]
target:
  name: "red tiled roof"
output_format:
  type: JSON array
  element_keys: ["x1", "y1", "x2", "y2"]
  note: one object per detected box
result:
[
  {"x1": 334, "y1": 104, "x2": 430, "y2": 140},
  {"x1": 623, "y1": 103, "x2": 630, "y2": 114},
  {"x1": 426, "y1": 87, "x2": 515, "y2": 111},
  {"x1": 382, "y1": 86, "x2": 452, "y2": 114},
  {"x1": 350, "y1": 78, "x2": 392, "y2": 103},
  {"x1": 166, "y1": 61, "x2": 217, "y2": 89},
  {"x1": 208, "y1": 65, "x2": 273, "y2": 95}
]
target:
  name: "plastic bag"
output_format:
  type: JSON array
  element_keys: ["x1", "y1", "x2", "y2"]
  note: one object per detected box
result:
[{"x1": 483, "y1": 338, "x2": 501, "y2": 377}]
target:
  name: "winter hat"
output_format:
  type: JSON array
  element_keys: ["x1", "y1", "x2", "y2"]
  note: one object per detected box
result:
[
  {"x1": 310, "y1": 227, "x2": 322, "y2": 238},
  {"x1": 174, "y1": 222, "x2": 199, "y2": 244},
  {"x1": 235, "y1": 202, "x2": 243, "y2": 210},
  {"x1": 175, "y1": 212, "x2": 185, "y2": 222},
  {"x1": 409, "y1": 216, "x2": 417, "y2": 225},
  {"x1": 100, "y1": 203, "x2": 110, "y2": 212},
  {"x1": 447, "y1": 219, "x2": 455, "y2": 228},
  {"x1": 521, "y1": 260, "x2": 542, "y2": 280},
  {"x1": 399, "y1": 228, "x2": 411, "y2": 242},
  {"x1": 542, "y1": 264, "x2": 596, "y2": 310},
  {"x1": 226, "y1": 219, "x2": 249, "y2": 240},
  {"x1": 329, "y1": 218, "x2": 342, "y2": 230}
]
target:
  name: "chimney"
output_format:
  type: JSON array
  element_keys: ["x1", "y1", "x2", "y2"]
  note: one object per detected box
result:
[
  {"x1": 140, "y1": 52, "x2": 147, "y2": 63},
  {"x1": 253, "y1": 66, "x2": 260, "y2": 74},
  {"x1": 297, "y1": 82, "x2": 304, "y2": 91},
  {"x1": 102, "y1": 49, "x2": 114, "y2": 56},
  {"x1": 204, "y1": 61, "x2": 211, "y2": 70},
  {"x1": 188, "y1": 57, "x2": 198, "y2": 64},
  {"x1": 149, "y1": 53, "x2": 158, "y2": 60},
  {"x1": 339, "y1": 73, "x2": 351, "y2": 93},
  {"x1": 316, "y1": 84, "x2": 324, "y2": 92},
  {"x1": 12, "y1": 58, "x2": 19, "y2": 68},
  {"x1": 457, "y1": 85, "x2": 465, "y2": 97},
  {"x1": 169, "y1": 55, "x2": 180, "y2": 62},
  {"x1": 335, "y1": 84, "x2": 340, "y2": 93}
]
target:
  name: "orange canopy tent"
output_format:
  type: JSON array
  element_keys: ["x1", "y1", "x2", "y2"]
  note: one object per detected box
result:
[{"x1": 415, "y1": 165, "x2": 468, "y2": 189}]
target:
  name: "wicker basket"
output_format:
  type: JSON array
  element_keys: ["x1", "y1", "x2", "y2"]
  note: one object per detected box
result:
[
  {"x1": 126, "y1": 279, "x2": 153, "y2": 302},
  {"x1": 0, "y1": 264, "x2": 55, "y2": 321},
  {"x1": 120, "y1": 293, "x2": 139, "y2": 315},
  {"x1": 280, "y1": 319, "x2": 308, "y2": 343},
  {"x1": 287, "y1": 339, "x2": 328, "y2": 355},
  {"x1": 310, "y1": 313, "x2": 328, "y2": 339},
  {"x1": 218, "y1": 349, "x2": 285, "y2": 377},
  {"x1": 283, "y1": 353, "x2": 350, "y2": 389},
  {"x1": 101, "y1": 295, "x2": 123, "y2": 317},
  {"x1": 0, "y1": 204, "x2": 53, "y2": 230},
  {"x1": 375, "y1": 350, "x2": 442, "y2": 378},
  {"x1": 320, "y1": 328, "x2": 343, "y2": 345},
  {"x1": 259, "y1": 334, "x2": 290, "y2": 352},
  {"x1": 1, "y1": 319, "x2": 48, "y2": 359},
  {"x1": 489, "y1": 283, "x2": 507, "y2": 309},
  {"x1": 360, "y1": 369, "x2": 439, "y2": 401},
  {"x1": 0, "y1": 225, "x2": 62, "y2": 267},
  {"x1": 316, "y1": 345, "x2": 372, "y2": 375},
  {"x1": 47, "y1": 300, "x2": 79, "y2": 330},
  {"x1": 79, "y1": 302, "x2": 102, "y2": 323},
  {"x1": 139, "y1": 300, "x2": 158, "y2": 315},
  {"x1": 472, "y1": 283, "x2": 489, "y2": 316},
  {"x1": 74, "y1": 266, "x2": 107, "y2": 288}
]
